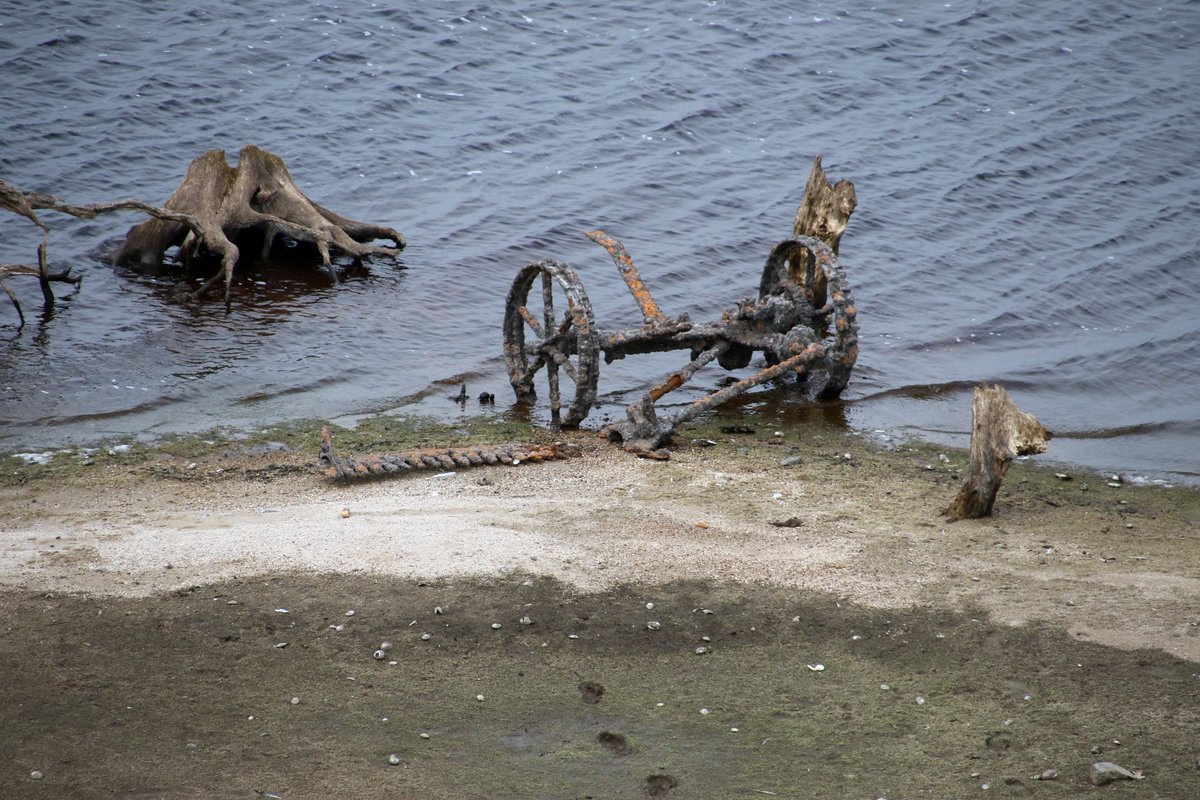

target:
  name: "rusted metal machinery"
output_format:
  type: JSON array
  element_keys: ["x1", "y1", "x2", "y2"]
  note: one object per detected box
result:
[
  {"x1": 502, "y1": 228, "x2": 859, "y2": 455},
  {"x1": 317, "y1": 425, "x2": 580, "y2": 480}
]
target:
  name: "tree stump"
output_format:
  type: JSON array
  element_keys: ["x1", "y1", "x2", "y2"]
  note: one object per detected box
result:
[
  {"x1": 112, "y1": 144, "x2": 405, "y2": 304},
  {"x1": 944, "y1": 385, "x2": 1050, "y2": 521},
  {"x1": 2, "y1": 145, "x2": 405, "y2": 320},
  {"x1": 790, "y1": 154, "x2": 858, "y2": 310}
]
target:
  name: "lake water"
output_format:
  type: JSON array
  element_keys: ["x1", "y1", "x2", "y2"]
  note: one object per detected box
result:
[{"x1": 1, "y1": 0, "x2": 1197, "y2": 484}]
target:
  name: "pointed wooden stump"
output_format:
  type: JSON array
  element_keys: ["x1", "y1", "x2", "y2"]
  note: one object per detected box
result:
[{"x1": 944, "y1": 385, "x2": 1050, "y2": 521}]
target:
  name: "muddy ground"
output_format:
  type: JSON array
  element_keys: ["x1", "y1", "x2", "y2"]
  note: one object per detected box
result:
[{"x1": 2, "y1": 415, "x2": 1198, "y2": 798}]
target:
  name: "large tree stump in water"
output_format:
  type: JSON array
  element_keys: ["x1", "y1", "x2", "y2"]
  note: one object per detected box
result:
[
  {"x1": 113, "y1": 144, "x2": 405, "y2": 304},
  {"x1": 945, "y1": 385, "x2": 1051, "y2": 521},
  {"x1": 2, "y1": 145, "x2": 405, "y2": 320}
]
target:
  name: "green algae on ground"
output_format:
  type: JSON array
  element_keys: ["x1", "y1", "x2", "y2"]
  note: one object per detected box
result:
[
  {"x1": 0, "y1": 412, "x2": 560, "y2": 488},
  {"x1": 2, "y1": 573, "x2": 1196, "y2": 799}
]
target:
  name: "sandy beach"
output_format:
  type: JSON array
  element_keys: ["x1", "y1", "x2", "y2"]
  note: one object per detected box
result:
[{"x1": 2, "y1": 417, "x2": 1198, "y2": 798}]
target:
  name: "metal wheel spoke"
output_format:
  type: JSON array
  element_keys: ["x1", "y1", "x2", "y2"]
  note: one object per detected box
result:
[
  {"x1": 503, "y1": 259, "x2": 599, "y2": 427},
  {"x1": 518, "y1": 306, "x2": 544, "y2": 338}
]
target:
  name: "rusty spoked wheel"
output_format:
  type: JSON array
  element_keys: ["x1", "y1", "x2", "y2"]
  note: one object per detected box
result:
[
  {"x1": 503, "y1": 259, "x2": 600, "y2": 427},
  {"x1": 758, "y1": 237, "x2": 858, "y2": 397}
]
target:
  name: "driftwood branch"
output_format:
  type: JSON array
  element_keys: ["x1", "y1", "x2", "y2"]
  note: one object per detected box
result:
[{"x1": 944, "y1": 385, "x2": 1050, "y2": 521}]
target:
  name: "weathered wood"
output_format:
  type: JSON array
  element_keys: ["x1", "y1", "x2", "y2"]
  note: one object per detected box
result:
[
  {"x1": 2, "y1": 145, "x2": 405, "y2": 321},
  {"x1": 788, "y1": 154, "x2": 858, "y2": 310},
  {"x1": 945, "y1": 385, "x2": 1050, "y2": 521},
  {"x1": 793, "y1": 154, "x2": 857, "y2": 253},
  {"x1": 113, "y1": 145, "x2": 405, "y2": 304},
  {"x1": 0, "y1": 177, "x2": 56, "y2": 321}
]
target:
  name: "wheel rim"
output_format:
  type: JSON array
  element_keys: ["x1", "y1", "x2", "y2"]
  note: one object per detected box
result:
[
  {"x1": 503, "y1": 259, "x2": 599, "y2": 427},
  {"x1": 759, "y1": 237, "x2": 858, "y2": 394}
]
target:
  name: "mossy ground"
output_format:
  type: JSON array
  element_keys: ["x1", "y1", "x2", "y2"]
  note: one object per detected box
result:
[
  {"x1": 2, "y1": 410, "x2": 1198, "y2": 797},
  {"x1": 3, "y1": 573, "x2": 1197, "y2": 798}
]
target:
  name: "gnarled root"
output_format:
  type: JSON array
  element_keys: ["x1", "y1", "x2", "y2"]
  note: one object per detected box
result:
[{"x1": 112, "y1": 145, "x2": 404, "y2": 305}]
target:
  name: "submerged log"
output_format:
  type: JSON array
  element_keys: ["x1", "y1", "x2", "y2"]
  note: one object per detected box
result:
[
  {"x1": 112, "y1": 145, "x2": 405, "y2": 304},
  {"x1": 944, "y1": 385, "x2": 1050, "y2": 521},
  {"x1": 1, "y1": 145, "x2": 405, "y2": 321}
]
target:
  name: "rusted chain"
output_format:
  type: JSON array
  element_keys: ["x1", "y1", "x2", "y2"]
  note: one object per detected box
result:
[{"x1": 318, "y1": 425, "x2": 581, "y2": 480}]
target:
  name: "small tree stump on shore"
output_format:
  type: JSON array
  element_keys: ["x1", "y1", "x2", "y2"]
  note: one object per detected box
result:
[{"x1": 945, "y1": 385, "x2": 1050, "y2": 521}]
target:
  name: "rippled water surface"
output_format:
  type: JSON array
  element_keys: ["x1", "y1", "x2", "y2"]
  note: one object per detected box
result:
[{"x1": 1, "y1": 1, "x2": 1197, "y2": 483}]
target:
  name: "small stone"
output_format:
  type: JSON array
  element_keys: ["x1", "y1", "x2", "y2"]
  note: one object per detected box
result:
[
  {"x1": 334, "y1": 624, "x2": 345, "y2": 631},
  {"x1": 344, "y1": 610, "x2": 355, "y2": 617},
  {"x1": 699, "y1": 707, "x2": 710, "y2": 715},
  {"x1": 646, "y1": 621, "x2": 661, "y2": 631},
  {"x1": 695, "y1": 646, "x2": 708, "y2": 655},
  {"x1": 434, "y1": 606, "x2": 444, "y2": 615},
  {"x1": 388, "y1": 753, "x2": 401, "y2": 765},
  {"x1": 290, "y1": 696, "x2": 300, "y2": 705},
  {"x1": 339, "y1": 508, "x2": 351, "y2": 518},
  {"x1": 274, "y1": 642, "x2": 289, "y2": 648},
  {"x1": 1090, "y1": 761, "x2": 1144, "y2": 785},
  {"x1": 420, "y1": 633, "x2": 431, "y2": 641},
  {"x1": 568, "y1": 634, "x2": 580, "y2": 639},
  {"x1": 915, "y1": 696, "x2": 926, "y2": 705},
  {"x1": 476, "y1": 694, "x2": 485, "y2": 702},
  {"x1": 701, "y1": 635, "x2": 711, "y2": 642},
  {"x1": 491, "y1": 623, "x2": 502, "y2": 630},
  {"x1": 380, "y1": 641, "x2": 393, "y2": 651},
  {"x1": 419, "y1": 732, "x2": 430, "y2": 739},
  {"x1": 645, "y1": 602, "x2": 655, "y2": 610},
  {"x1": 1032, "y1": 769, "x2": 1058, "y2": 781},
  {"x1": 519, "y1": 616, "x2": 533, "y2": 626},
  {"x1": 30, "y1": 770, "x2": 43, "y2": 780},
  {"x1": 780, "y1": 455, "x2": 804, "y2": 467}
]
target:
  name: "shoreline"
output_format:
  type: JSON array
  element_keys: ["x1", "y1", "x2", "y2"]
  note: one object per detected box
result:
[
  {"x1": 3, "y1": 412, "x2": 1198, "y2": 660},
  {"x1": 3, "y1": 413, "x2": 1199, "y2": 797}
]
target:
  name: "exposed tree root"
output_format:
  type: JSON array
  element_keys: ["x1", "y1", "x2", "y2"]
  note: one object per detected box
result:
[{"x1": 1, "y1": 145, "x2": 405, "y2": 322}]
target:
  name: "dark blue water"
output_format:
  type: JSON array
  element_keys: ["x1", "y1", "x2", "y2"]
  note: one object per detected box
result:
[{"x1": 1, "y1": 1, "x2": 1197, "y2": 484}]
